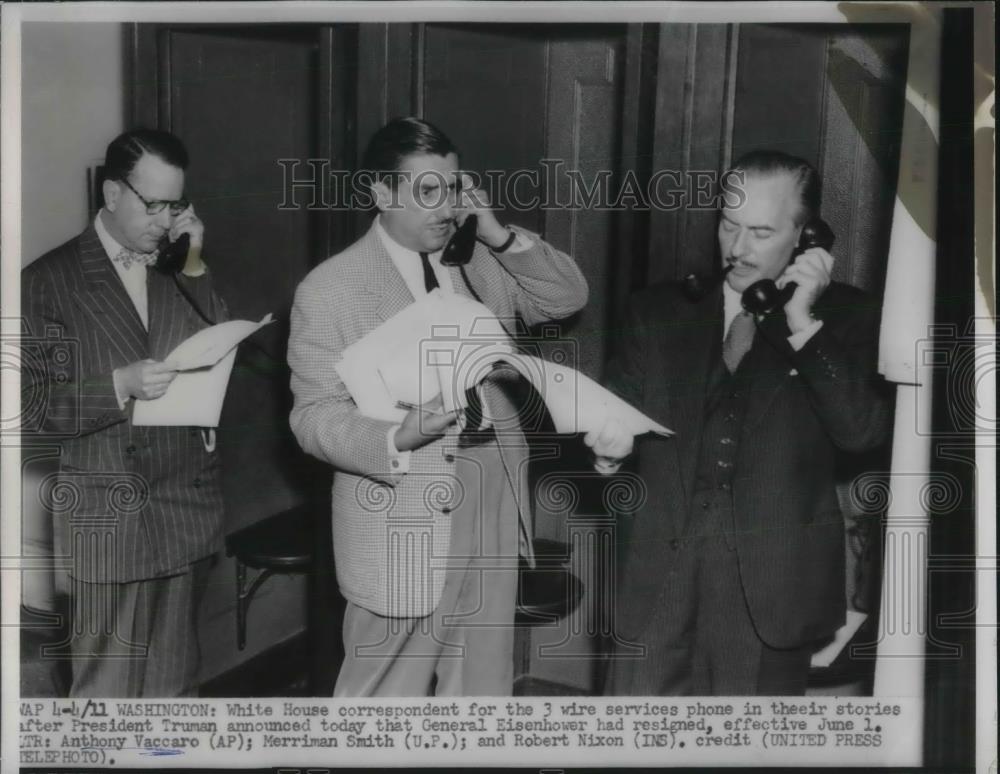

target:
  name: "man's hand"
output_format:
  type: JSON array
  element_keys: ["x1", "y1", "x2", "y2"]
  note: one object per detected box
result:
[
  {"x1": 114, "y1": 359, "x2": 179, "y2": 401},
  {"x1": 779, "y1": 246, "x2": 833, "y2": 334},
  {"x1": 393, "y1": 395, "x2": 461, "y2": 453},
  {"x1": 585, "y1": 418, "x2": 634, "y2": 474},
  {"x1": 170, "y1": 204, "x2": 206, "y2": 275},
  {"x1": 458, "y1": 172, "x2": 510, "y2": 249}
]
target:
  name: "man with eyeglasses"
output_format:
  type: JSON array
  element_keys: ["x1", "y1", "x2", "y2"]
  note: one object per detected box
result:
[{"x1": 21, "y1": 129, "x2": 228, "y2": 697}]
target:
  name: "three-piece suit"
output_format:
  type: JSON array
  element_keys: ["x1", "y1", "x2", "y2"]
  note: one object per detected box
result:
[{"x1": 604, "y1": 280, "x2": 892, "y2": 695}]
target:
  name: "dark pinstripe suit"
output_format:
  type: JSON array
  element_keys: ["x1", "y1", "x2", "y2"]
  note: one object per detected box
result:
[
  {"x1": 604, "y1": 281, "x2": 892, "y2": 695},
  {"x1": 22, "y1": 224, "x2": 228, "y2": 696}
]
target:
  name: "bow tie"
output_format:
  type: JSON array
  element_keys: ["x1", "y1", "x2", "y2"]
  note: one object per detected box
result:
[{"x1": 113, "y1": 247, "x2": 157, "y2": 271}]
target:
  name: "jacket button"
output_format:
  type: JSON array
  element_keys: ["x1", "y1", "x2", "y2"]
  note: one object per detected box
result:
[
  {"x1": 701, "y1": 500, "x2": 710, "y2": 510},
  {"x1": 720, "y1": 482, "x2": 731, "y2": 491},
  {"x1": 669, "y1": 539, "x2": 680, "y2": 550},
  {"x1": 441, "y1": 507, "x2": 452, "y2": 515},
  {"x1": 126, "y1": 445, "x2": 137, "y2": 454},
  {"x1": 444, "y1": 453, "x2": 455, "y2": 463},
  {"x1": 193, "y1": 477, "x2": 202, "y2": 488}
]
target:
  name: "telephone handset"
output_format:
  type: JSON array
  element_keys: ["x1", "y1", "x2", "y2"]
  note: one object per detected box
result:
[
  {"x1": 153, "y1": 232, "x2": 191, "y2": 275},
  {"x1": 439, "y1": 214, "x2": 478, "y2": 267},
  {"x1": 740, "y1": 218, "x2": 835, "y2": 316},
  {"x1": 152, "y1": 231, "x2": 217, "y2": 327}
]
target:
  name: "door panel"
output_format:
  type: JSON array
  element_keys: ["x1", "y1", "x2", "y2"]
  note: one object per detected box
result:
[
  {"x1": 423, "y1": 24, "x2": 625, "y2": 381},
  {"x1": 544, "y1": 32, "x2": 625, "y2": 380},
  {"x1": 819, "y1": 28, "x2": 908, "y2": 294},
  {"x1": 160, "y1": 27, "x2": 321, "y2": 526},
  {"x1": 128, "y1": 25, "x2": 334, "y2": 684},
  {"x1": 423, "y1": 24, "x2": 549, "y2": 234}
]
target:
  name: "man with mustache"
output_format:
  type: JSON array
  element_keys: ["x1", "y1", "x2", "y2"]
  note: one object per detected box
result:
[
  {"x1": 603, "y1": 150, "x2": 892, "y2": 696},
  {"x1": 288, "y1": 117, "x2": 590, "y2": 696}
]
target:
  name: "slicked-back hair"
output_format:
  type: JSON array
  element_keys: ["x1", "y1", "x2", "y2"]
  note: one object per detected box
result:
[
  {"x1": 103, "y1": 129, "x2": 189, "y2": 183},
  {"x1": 361, "y1": 116, "x2": 458, "y2": 189},
  {"x1": 728, "y1": 150, "x2": 821, "y2": 226}
]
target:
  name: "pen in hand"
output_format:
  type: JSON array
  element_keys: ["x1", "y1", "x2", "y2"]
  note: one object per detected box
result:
[
  {"x1": 392, "y1": 397, "x2": 463, "y2": 452},
  {"x1": 396, "y1": 400, "x2": 456, "y2": 417}
]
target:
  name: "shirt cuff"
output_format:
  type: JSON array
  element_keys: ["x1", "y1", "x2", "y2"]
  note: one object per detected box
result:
[
  {"x1": 112, "y1": 368, "x2": 130, "y2": 410},
  {"x1": 387, "y1": 424, "x2": 411, "y2": 474},
  {"x1": 506, "y1": 231, "x2": 534, "y2": 254},
  {"x1": 787, "y1": 319, "x2": 824, "y2": 351},
  {"x1": 593, "y1": 457, "x2": 624, "y2": 476}
]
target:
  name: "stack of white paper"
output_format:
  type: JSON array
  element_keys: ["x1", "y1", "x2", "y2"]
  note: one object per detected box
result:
[{"x1": 335, "y1": 293, "x2": 671, "y2": 437}]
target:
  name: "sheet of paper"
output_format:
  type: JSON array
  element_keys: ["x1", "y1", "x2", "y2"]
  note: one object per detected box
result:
[
  {"x1": 165, "y1": 313, "x2": 273, "y2": 370},
  {"x1": 501, "y1": 353, "x2": 673, "y2": 437},
  {"x1": 335, "y1": 292, "x2": 671, "y2": 437},
  {"x1": 132, "y1": 349, "x2": 238, "y2": 427},
  {"x1": 810, "y1": 610, "x2": 868, "y2": 668},
  {"x1": 336, "y1": 291, "x2": 513, "y2": 422},
  {"x1": 132, "y1": 314, "x2": 272, "y2": 427}
]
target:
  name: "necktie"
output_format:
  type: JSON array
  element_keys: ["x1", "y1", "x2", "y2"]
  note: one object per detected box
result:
[
  {"x1": 419, "y1": 252, "x2": 439, "y2": 292},
  {"x1": 722, "y1": 311, "x2": 755, "y2": 373},
  {"x1": 114, "y1": 247, "x2": 157, "y2": 271},
  {"x1": 462, "y1": 385, "x2": 484, "y2": 433}
]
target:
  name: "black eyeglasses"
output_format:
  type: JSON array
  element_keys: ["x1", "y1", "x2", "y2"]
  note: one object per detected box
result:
[{"x1": 119, "y1": 177, "x2": 189, "y2": 216}]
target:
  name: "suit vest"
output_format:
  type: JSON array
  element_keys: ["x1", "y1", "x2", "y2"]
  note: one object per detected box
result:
[{"x1": 688, "y1": 349, "x2": 752, "y2": 530}]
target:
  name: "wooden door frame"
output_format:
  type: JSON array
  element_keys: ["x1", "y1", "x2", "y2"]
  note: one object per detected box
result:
[
  {"x1": 123, "y1": 21, "x2": 361, "y2": 693},
  {"x1": 122, "y1": 22, "x2": 358, "y2": 265}
]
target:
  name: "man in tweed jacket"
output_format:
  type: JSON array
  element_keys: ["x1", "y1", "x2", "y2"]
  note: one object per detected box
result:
[
  {"x1": 288, "y1": 117, "x2": 588, "y2": 696},
  {"x1": 21, "y1": 130, "x2": 228, "y2": 697}
]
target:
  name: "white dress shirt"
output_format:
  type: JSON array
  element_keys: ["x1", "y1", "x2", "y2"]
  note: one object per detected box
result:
[
  {"x1": 95, "y1": 211, "x2": 150, "y2": 329},
  {"x1": 96, "y1": 212, "x2": 152, "y2": 408},
  {"x1": 374, "y1": 217, "x2": 456, "y2": 296}
]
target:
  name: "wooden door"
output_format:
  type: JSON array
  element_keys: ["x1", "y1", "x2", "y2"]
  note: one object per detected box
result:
[
  {"x1": 420, "y1": 23, "x2": 628, "y2": 694},
  {"x1": 421, "y1": 23, "x2": 627, "y2": 381},
  {"x1": 629, "y1": 22, "x2": 908, "y2": 294},
  {"x1": 126, "y1": 24, "x2": 352, "y2": 687}
]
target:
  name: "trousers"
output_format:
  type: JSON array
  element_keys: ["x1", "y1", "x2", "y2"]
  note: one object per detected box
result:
[
  {"x1": 68, "y1": 558, "x2": 212, "y2": 697},
  {"x1": 605, "y1": 490, "x2": 812, "y2": 696},
  {"x1": 334, "y1": 441, "x2": 519, "y2": 696}
]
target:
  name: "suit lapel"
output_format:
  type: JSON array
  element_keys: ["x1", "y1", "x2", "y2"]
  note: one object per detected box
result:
[
  {"x1": 74, "y1": 226, "x2": 149, "y2": 364},
  {"x1": 146, "y1": 269, "x2": 195, "y2": 360},
  {"x1": 360, "y1": 224, "x2": 415, "y2": 323},
  {"x1": 660, "y1": 288, "x2": 723, "y2": 502},
  {"x1": 740, "y1": 313, "x2": 797, "y2": 428}
]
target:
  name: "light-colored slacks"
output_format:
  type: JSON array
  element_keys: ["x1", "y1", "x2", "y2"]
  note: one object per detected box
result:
[{"x1": 335, "y1": 441, "x2": 519, "y2": 697}]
